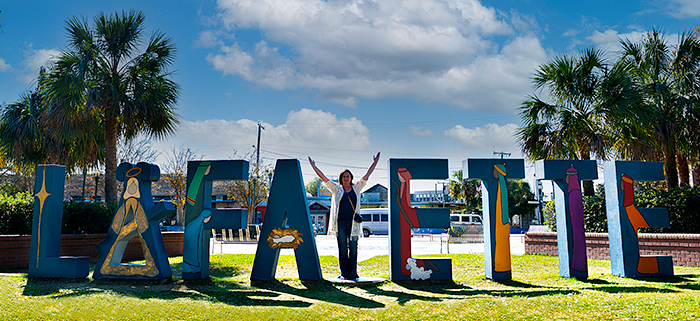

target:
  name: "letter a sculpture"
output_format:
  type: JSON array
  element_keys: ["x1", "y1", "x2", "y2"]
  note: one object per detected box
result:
[{"x1": 93, "y1": 162, "x2": 175, "y2": 280}]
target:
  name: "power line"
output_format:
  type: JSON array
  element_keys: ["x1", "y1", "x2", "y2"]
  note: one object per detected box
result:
[{"x1": 261, "y1": 148, "x2": 387, "y2": 171}]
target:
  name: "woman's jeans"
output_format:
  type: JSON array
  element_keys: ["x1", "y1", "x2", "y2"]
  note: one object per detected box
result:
[{"x1": 336, "y1": 220, "x2": 358, "y2": 279}]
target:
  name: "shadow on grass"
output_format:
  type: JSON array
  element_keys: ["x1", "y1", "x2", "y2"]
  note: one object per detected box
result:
[
  {"x1": 492, "y1": 279, "x2": 543, "y2": 288},
  {"x1": 366, "y1": 284, "x2": 444, "y2": 305},
  {"x1": 586, "y1": 285, "x2": 678, "y2": 294},
  {"x1": 633, "y1": 275, "x2": 694, "y2": 284},
  {"x1": 675, "y1": 283, "x2": 700, "y2": 291},
  {"x1": 575, "y1": 278, "x2": 611, "y2": 285},
  {"x1": 393, "y1": 280, "x2": 581, "y2": 298},
  {"x1": 22, "y1": 277, "x2": 311, "y2": 308},
  {"x1": 251, "y1": 280, "x2": 385, "y2": 309}
]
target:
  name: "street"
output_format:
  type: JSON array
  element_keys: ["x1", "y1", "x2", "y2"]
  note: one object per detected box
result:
[{"x1": 211, "y1": 234, "x2": 526, "y2": 262}]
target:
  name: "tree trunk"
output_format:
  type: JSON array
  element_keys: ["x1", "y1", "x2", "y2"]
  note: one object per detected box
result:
[
  {"x1": 677, "y1": 153, "x2": 690, "y2": 186},
  {"x1": 177, "y1": 202, "x2": 185, "y2": 227},
  {"x1": 579, "y1": 149, "x2": 595, "y2": 196},
  {"x1": 104, "y1": 113, "x2": 119, "y2": 205},
  {"x1": 662, "y1": 141, "x2": 679, "y2": 189},
  {"x1": 582, "y1": 180, "x2": 594, "y2": 197}
]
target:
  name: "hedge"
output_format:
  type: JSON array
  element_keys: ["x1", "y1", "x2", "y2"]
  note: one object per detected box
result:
[
  {"x1": 544, "y1": 184, "x2": 700, "y2": 233},
  {"x1": 0, "y1": 192, "x2": 117, "y2": 235}
]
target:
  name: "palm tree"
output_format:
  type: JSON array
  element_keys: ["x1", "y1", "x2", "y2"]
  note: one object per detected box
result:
[
  {"x1": 618, "y1": 29, "x2": 700, "y2": 188},
  {"x1": 0, "y1": 91, "x2": 55, "y2": 169},
  {"x1": 0, "y1": 79, "x2": 104, "y2": 184},
  {"x1": 517, "y1": 48, "x2": 636, "y2": 195},
  {"x1": 41, "y1": 10, "x2": 180, "y2": 204},
  {"x1": 448, "y1": 170, "x2": 480, "y2": 211}
]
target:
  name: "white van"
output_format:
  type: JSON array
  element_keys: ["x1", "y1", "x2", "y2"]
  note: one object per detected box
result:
[
  {"x1": 450, "y1": 213, "x2": 482, "y2": 227},
  {"x1": 360, "y1": 208, "x2": 389, "y2": 237}
]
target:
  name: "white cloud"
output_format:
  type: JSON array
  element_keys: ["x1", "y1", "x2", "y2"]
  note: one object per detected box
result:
[
  {"x1": 197, "y1": 30, "x2": 226, "y2": 48},
  {"x1": 587, "y1": 29, "x2": 647, "y2": 54},
  {"x1": 19, "y1": 47, "x2": 60, "y2": 84},
  {"x1": 0, "y1": 58, "x2": 12, "y2": 72},
  {"x1": 587, "y1": 28, "x2": 678, "y2": 56},
  {"x1": 204, "y1": 0, "x2": 546, "y2": 112},
  {"x1": 666, "y1": 0, "x2": 700, "y2": 18},
  {"x1": 410, "y1": 126, "x2": 433, "y2": 137},
  {"x1": 444, "y1": 123, "x2": 519, "y2": 154},
  {"x1": 152, "y1": 108, "x2": 371, "y2": 162}
]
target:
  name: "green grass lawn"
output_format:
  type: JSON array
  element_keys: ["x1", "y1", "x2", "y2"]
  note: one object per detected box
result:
[{"x1": 2, "y1": 254, "x2": 699, "y2": 320}]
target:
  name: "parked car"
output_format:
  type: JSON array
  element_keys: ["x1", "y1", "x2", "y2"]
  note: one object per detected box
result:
[
  {"x1": 450, "y1": 213, "x2": 482, "y2": 227},
  {"x1": 360, "y1": 208, "x2": 389, "y2": 237}
]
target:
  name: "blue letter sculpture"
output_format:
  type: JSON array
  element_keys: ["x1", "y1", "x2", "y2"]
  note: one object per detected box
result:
[
  {"x1": 94, "y1": 162, "x2": 175, "y2": 280},
  {"x1": 466, "y1": 159, "x2": 524, "y2": 280},
  {"x1": 603, "y1": 161, "x2": 673, "y2": 277},
  {"x1": 29, "y1": 165, "x2": 90, "y2": 278},
  {"x1": 388, "y1": 159, "x2": 451, "y2": 281},
  {"x1": 251, "y1": 159, "x2": 322, "y2": 281},
  {"x1": 536, "y1": 160, "x2": 597, "y2": 278},
  {"x1": 182, "y1": 160, "x2": 248, "y2": 280}
]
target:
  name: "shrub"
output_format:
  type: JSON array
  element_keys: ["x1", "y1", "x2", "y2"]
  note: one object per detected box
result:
[
  {"x1": 62, "y1": 202, "x2": 117, "y2": 234},
  {"x1": 0, "y1": 190, "x2": 118, "y2": 234},
  {"x1": 545, "y1": 184, "x2": 700, "y2": 234},
  {"x1": 583, "y1": 184, "x2": 607, "y2": 233},
  {"x1": 0, "y1": 191, "x2": 34, "y2": 235},
  {"x1": 542, "y1": 200, "x2": 556, "y2": 231},
  {"x1": 636, "y1": 185, "x2": 700, "y2": 233}
]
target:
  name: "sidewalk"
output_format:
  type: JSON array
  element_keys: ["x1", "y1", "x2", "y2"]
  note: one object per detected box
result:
[{"x1": 212, "y1": 234, "x2": 526, "y2": 262}]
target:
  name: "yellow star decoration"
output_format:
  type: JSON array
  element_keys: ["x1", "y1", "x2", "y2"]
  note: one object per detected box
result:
[
  {"x1": 35, "y1": 168, "x2": 50, "y2": 214},
  {"x1": 33, "y1": 167, "x2": 50, "y2": 267}
]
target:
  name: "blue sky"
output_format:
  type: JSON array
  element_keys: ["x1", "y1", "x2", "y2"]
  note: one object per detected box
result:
[{"x1": 1, "y1": 0, "x2": 699, "y2": 190}]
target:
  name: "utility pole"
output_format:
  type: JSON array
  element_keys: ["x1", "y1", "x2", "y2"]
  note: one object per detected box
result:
[
  {"x1": 250, "y1": 122, "x2": 265, "y2": 226},
  {"x1": 493, "y1": 151, "x2": 511, "y2": 159},
  {"x1": 256, "y1": 122, "x2": 265, "y2": 175}
]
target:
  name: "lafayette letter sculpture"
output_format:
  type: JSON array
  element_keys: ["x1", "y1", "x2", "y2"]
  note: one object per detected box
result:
[
  {"x1": 93, "y1": 162, "x2": 175, "y2": 280},
  {"x1": 536, "y1": 160, "x2": 597, "y2": 278},
  {"x1": 389, "y1": 159, "x2": 451, "y2": 281},
  {"x1": 28, "y1": 165, "x2": 90, "y2": 278},
  {"x1": 27, "y1": 157, "x2": 677, "y2": 282}
]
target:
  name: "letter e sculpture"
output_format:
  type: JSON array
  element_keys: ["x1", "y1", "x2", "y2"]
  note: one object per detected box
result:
[{"x1": 603, "y1": 161, "x2": 673, "y2": 277}]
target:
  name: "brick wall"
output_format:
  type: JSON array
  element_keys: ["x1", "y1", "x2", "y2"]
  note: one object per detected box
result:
[
  {"x1": 525, "y1": 232, "x2": 700, "y2": 267},
  {"x1": 0, "y1": 232, "x2": 184, "y2": 270}
]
